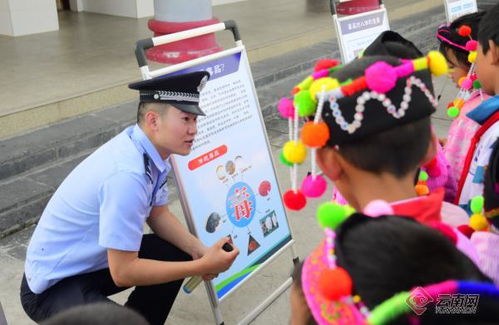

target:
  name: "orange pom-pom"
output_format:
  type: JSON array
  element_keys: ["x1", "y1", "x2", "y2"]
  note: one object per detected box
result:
[
  {"x1": 301, "y1": 121, "x2": 330, "y2": 147},
  {"x1": 415, "y1": 184, "x2": 429, "y2": 196},
  {"x1": 314, "y1": 59, "x2": 340, "y2": 72},
  {"x1": 319, "y1": 267, "x2": 352, "y2": 300},
  {"x1": 458, "y1": 25, "x2": 472, "y2": 37}
]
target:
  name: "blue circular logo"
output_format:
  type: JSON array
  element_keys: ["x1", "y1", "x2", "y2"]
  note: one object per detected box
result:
[{"x1": 226, "y1": 182, "x2": 256, "y2": 228}]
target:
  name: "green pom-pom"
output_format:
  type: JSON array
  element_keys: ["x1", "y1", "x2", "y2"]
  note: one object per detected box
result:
[
  {"x1": 470, "y1": 196, "x2": 484, "y2": 214},
  {"x1": 294, "y1": 90, "x2": 316, "y2": 117},
  {"x1": 447, "y1": 106, "x2": 460, "y2": 118},
  {"x1": 340, "y1": 78, "x2": 353, "y2": 86},
  {"x1": 418, "y1": 170, "x2": 429, "y2": 182},
  {"x1": 473, "y1": 80, "x2": 481, "y2": 89},
  {"x1": 317, "y1": 202, "x2": 349, "y2": 230},
  {"x1": 279, "y1": 151, "x2": 293, "y2": 166}
]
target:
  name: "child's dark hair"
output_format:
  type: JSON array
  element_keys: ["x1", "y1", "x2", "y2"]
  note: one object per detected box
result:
[
  {"x1": 438, "y1": 12, "x2": 485, "y2": 67},
  {"x1": 478, "y1": 3, "x2": 499, "y2": 54},
  {"x1": 335, "y1": 214, "x2": 497, "y2": 324},
  {"x1": 330, "y1": 56, "x2": 433, "y2": 178},
  {"x1": 294, "y1": 214, "x2": 498, "y2": 324}
]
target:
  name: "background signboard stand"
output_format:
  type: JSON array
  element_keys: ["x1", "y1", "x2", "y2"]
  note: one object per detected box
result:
[
  {"x1": 330, "y1": 0, "x2": 390, "y2": 63},
  {"x1": 135, "y1": 20, "x2": 299, "y2": 325},
  {"x1": 443, "y1": 0, "x2": 478, "y2": 23}
]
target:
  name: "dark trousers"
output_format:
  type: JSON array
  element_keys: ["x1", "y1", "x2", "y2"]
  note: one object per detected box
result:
[{"x1": 20, "y1": 234, "x2": 191, "y2": 325}]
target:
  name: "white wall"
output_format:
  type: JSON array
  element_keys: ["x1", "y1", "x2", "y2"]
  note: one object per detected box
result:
[
  {"x1": 0, "y1": 0, "x2": 58, "y2": 36},
  {"x1": 81, "y1": 0, "x2": 153, "y2": 18},
  {"x1": 0, "y1": 0, "x2": 13, "y2": 36}
]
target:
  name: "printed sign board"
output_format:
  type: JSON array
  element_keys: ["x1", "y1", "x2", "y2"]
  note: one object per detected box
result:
[
  {"x1": 333, "y1": 7, "x2": 390, "y2": 63},
  {"x1": 168, "y1": 49, "x2": 292, "y2": 301},
  {"x1": 443, "y1": 0, "x2": 478, "y2": 22}
]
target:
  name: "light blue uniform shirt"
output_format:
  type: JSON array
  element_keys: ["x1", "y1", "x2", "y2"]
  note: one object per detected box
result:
[{"x1": 25, "y1": 124, "x2": 171, "y2": 294}]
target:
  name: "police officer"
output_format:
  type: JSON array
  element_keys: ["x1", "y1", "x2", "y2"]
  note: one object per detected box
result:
[{"x1": 20, "y1": 71, "x2": 239, "y2": 325}]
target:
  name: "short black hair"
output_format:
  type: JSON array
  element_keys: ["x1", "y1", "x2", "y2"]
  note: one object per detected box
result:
[
  {"x1": 329, "y1": 56, "x2": 434, "y2": 178},
  {"x1": 339, "y1": 117, "x2": 431, "y2": 178},
  {"x1": 478, "y1": 3, "x2": 499, "y2": 54},
  {"x1": 136, "y1": 102, "x2": 171, "y2": 124},
  {"x1": 41, "y1": 302, "x2": 148, "y2": 325},
  {"x1": 439, "y1": 12, "x2": 485, "y2": 67}
]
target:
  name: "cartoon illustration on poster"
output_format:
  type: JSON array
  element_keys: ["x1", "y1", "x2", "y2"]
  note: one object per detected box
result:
[{"x1": 169, "y1": 50, "x2": 292, "y2": 300}]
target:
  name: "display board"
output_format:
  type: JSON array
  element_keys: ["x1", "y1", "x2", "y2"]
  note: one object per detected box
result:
[
  {"x1": 333, "y1": 7, "x2": 390, "y2": 63},
  {"x1": 167, "y1": 49, "x2": 292, "y2": 301},
  {"x1": 443, "y1": 0, "x2": 478, "y2": 22}
]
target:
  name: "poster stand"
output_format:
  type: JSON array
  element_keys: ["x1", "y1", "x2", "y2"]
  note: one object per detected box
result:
[
  {"x1": 330, "y1": 0, "x2": 390, "y2": 63},
  {"x1": 442, "y1": 0, "x2": 478, "y2": 23},
  {"x1": 135, "y1": 20, "x2": 299, "y2": 325}
]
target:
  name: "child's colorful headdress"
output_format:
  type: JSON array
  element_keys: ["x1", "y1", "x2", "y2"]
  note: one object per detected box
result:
[
  {"x1": 278, "y1": 52, "x2": 448, "y2": 210},
  {"x1": 303, "y1": 200, "x2": 499, "y2": 325},
  {"x1": 437, "y1": 24, "x2": 483, "y2": 118}
]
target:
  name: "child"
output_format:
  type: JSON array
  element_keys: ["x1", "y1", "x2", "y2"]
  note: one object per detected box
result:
[
  {"x1": 436, "y1": 12, "x2": 489, "y2": 203},
  {"x1": 290, "y1": 202, "x2": 499, "y2": 324},
  {"x1": 459, "y1": 2, "x2": 499, "y2": 286},
  {"x1": 457, "y1": 3, "x2": 499, "y2": 208},
  {"x1": 279, "y1": 53, "x2": 479, "y2": 262}
]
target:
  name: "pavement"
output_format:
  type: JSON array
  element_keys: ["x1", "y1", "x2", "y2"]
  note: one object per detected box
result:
[{"x1": 0, "y1": 4, "x2": 468, "y2": 325}]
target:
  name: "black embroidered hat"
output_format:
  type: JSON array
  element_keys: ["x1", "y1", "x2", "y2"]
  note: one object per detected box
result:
[{"x1": 129, "y1": 71, "x2": 210, "y2": 116}]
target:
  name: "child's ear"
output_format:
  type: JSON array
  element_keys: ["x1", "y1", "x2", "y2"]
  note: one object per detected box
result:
[
  {"x1": 317, "y1": 147, "x2": 343, "y2": 181},
  {"x1": 489, "y1": 40, "x2": 499, "y2": 64},
  {"x1": 421, "y1": 131, "x2": 437, "y2": 165}
]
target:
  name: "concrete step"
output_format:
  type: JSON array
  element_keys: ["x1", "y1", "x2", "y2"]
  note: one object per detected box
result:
[{"x1": 0, "y1": 6, "x2": 446, "y2": 238}]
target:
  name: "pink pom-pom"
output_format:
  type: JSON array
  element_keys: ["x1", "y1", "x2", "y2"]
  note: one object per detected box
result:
[
  {"x1": 365, "y1": 62, "x2": 397, "y2": 93},
  {"x1": 312, "y1": 69, "x2": 329, "y2": 79},
  {"x1": 394, "y1": 62, "x2": 414, "y2": 77},
  {"x1": 461, "y1": 78, "x2": 473, "y2": 90},
  {"x1": 363, "y1": 200, "x2": 393, "y2": 217},
  {"x1": 278, "y1": 97, "x2": 295, "y2": 119},
  {"x1": 301, "y1": 174, "x2": 327, "y2": 198},
  {"x1": 283, "y1": 190, "x2": 307, "y2": 210},
  {"x1": 465, "y1": 40, "x2": 478, "y2": 51}
]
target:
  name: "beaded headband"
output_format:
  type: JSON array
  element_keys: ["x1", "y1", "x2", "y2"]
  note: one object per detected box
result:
[
  {"x1": 441, "y1": 25, "x2": 484, "y2": 119},
  {"x1": 278, "y1": 52, "x2": 448, "y2": 210},
  {"x1": 303, "y1": 199, "x2": 499, "y2": 325}
]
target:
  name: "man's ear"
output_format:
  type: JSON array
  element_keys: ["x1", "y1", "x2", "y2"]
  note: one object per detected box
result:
[
  {"x1": 421, "y1": 131, "x2": 437, "y2": 165},
  {"x1": 316, "y1": 147, "x2": 343, "y2": 181},
  {"x1": 144, "y1": 110, "x2": 160, "y2": 131},
  {"x1": 489, "y1": 40, "x2": 499, "y2": 64}
]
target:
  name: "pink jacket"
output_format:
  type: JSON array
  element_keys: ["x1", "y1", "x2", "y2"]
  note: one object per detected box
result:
[{"x1": 444, "y1": 92, "x2": 488, "y2": 201}]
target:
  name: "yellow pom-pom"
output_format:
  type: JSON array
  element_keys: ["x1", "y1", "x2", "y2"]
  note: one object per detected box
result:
[
  {"x1": 282, "y1": 141, "x2": 307, "y2": 164},
  {"x1": 298, "y1": 76, "x2": 314, "y2": 92},
  {"x1": 453, "y1": 98, "x2": 465, "y2": 109},
  {"x1": 469, "y1": 213, "x2": 489, "y2": 231},
  {"x1": 412, "y1": 57, "x2": 428, "y2": 71},
  {"x1": 309, "y1": 78, "x2": 340, "y2": 100},
  {"x1": 427, "y1": 51, "x2": 448, "y2": 76},
  {"x1": 468, "y1": 51, "x2": 477, "y2": 64}
]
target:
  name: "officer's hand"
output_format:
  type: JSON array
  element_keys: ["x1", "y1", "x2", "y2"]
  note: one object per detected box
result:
[{"x1": 201, "y1": 237, "x2": 239, "y2": 275}]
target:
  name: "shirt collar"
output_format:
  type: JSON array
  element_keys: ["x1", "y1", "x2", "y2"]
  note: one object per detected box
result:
[
  {"x1": 130, "y1": 124, "x2": 168, "y2": 173},
  {"x1": 390, "y1": 189, "x2": 444, "y2": 224},
  {"x1": 466, "y1": 95, "x2": 499, "y2": 125}
]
